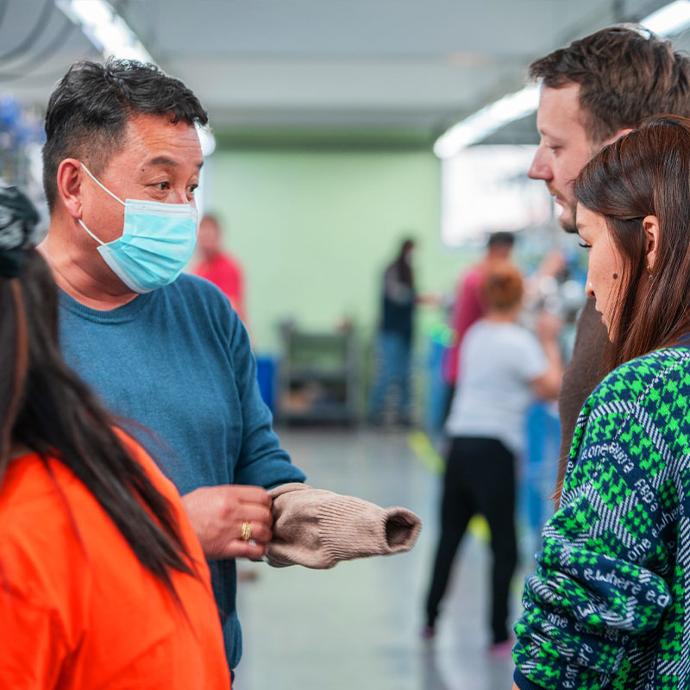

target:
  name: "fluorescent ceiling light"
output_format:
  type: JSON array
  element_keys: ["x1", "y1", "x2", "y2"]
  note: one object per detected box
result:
[
  {"x1": 197, "y1": 124, "x2": 216, "y2": 157},
  {"x1": 642, "y1": 0, "x2": 690, "y2": 35},
  {"x1": 57, "y1": 0, "x2": 217, "y2": 156},
  {"x1": 57, "y1": 0, "x2": 153, "y2": 63},
  {"x1": 434, "y1": 0, "x2": 690, "y2": 159},
  {"x1": 434, "y1": 85, "x2": 539, "y2": 158}
]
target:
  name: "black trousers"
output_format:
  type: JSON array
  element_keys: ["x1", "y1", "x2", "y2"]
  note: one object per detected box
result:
[{"x1": 424, "y1": 436, "x2": 518, "y2": 644}]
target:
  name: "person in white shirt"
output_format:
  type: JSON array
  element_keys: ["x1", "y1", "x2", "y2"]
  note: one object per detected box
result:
[{"x1": 423, "y1": 261, "x2": 562, "y2": 653}]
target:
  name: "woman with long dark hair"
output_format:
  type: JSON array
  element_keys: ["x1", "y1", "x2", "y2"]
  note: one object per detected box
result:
[
  {"x1": 512, "y1": 116, "x2": 690, "y2": 689},
  {"x1": 0, "y1": 184, "x2": 229, "y2": 688}
]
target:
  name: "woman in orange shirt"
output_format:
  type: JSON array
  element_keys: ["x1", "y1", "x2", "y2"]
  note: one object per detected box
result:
[{"x1": 0, "y1": 184, "x2": 230, "y2": 689}]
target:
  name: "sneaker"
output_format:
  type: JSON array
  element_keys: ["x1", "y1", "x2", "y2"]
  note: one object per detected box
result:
[
  {"x1": 488, "y1": 639, "x2": 513, "y2": 659},
  {"x1": 420, "y1": 625, "x2": 436, "y2": 641}
]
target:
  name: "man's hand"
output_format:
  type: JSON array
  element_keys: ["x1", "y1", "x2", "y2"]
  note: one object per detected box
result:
[{"x1": 181, "y1": 485, "x2": 273, "y2": 560}]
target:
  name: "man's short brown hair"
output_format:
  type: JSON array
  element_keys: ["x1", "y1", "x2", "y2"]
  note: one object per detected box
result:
[{"x1": 529, "y1": 26, "x2": 690, "y2": 143}]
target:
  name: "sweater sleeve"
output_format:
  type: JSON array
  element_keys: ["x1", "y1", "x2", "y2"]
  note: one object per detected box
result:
[
  {"x1": 513, "y1": 357, "x2": 679, "y2": 689},
  {"x1": 265, "y1": 483, "x2": 422, "y2": 569},
  {"x1": 228, "y1": 312, "x2": 306, "y2": 489}
]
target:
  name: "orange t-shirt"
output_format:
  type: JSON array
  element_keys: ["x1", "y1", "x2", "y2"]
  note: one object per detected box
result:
[{"x1": 0, "y1": 436, "x2": 231, "y2": 690}]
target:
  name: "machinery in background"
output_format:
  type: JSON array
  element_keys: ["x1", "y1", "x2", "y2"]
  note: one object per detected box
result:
[{"x1": 277, "y1": 321, "x2": 358, "y2": 426}]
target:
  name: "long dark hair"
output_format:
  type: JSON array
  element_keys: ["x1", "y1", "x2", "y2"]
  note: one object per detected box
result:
[
  {"x1": 1, "y1": 250, "x2": 194, "y2": 592},
  {"x1": 553, "y1": 115, "x2": 690, "y2": 502},
  {"x1": 576, "y1": 115, "x2": 690, "y2": 368}
]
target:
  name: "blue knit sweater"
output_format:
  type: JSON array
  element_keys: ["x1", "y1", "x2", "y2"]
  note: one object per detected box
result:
[{"x1": 59, "y1": 274, "x2": 306, "y2": 669}]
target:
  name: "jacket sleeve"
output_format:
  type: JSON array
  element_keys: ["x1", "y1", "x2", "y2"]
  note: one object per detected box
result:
[
  {"x1": 265, "y1": 483, "x2": 422, "y2": 569},
  {"x1": 445, "y1": 270, "x2": 483, "y2": 383},
  {"x1": 513, "y1": 384, "x2": 674, "y2": 689}
]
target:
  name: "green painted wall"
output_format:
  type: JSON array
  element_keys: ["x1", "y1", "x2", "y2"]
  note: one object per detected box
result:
[{"x1": 206, "y1": 148, "x2": 471, "y2": 355}]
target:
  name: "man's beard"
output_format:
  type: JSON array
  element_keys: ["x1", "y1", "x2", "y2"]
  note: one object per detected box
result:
[{"x1": 560, "y1": 202, "x2": 578, "y2": 234}]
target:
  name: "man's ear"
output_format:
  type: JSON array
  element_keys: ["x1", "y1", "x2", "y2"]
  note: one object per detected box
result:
[
  {"x1": 55, "y1": 158, "x2": 84, "y2": 220},
  {"x1": 642, "y1": 215, "x2": 661, "y2": 272}
]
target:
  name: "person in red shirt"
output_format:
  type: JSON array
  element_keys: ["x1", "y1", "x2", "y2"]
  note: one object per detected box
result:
[
  {"x1": 441, "y1": 232, "x2": 515, "y2": 416},
  {"x1": 194, "y1": 213, "x2": 247, "y2": 324},
  {"x1": 0, "y1": 184, "x2": 230, "y2": 690}
]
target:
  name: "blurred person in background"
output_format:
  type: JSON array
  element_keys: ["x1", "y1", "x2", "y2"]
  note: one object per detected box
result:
[
  {"x1": 442, "y1": 231, "x2": 515, "y2": 419},
  {"x1": 424, "y1": 262, "x2": 562, "y2": 653},
  {"x1": 513, "y1": 114, "x2": 690, "y2": 690},
  {"x1": 368, "y1": 237, "x2": 418, "y2": 427},
  {"x1": 194, "y1": 213, "x2": 247, "y2": 324},
  {"x1": 0, "y1": 184, "x2": 229, "y2": 689},
  {"x1": 527, "y1": 26, "x2": 690, "y2": 500}
]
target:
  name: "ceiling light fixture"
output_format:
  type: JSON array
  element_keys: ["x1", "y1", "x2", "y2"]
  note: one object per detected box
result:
[
  {"x1": 643, "y1": 0, "x2": 690, "y2": 34},
  {"x1": 434, "y1": 0, "x2": 690, "y2": 159},
  {"x1": 56, "y1": 0, "x2": 153, "y2": 63},
  {"x1": 434, "y1": 85, "x2": 539, "y2": 159}
]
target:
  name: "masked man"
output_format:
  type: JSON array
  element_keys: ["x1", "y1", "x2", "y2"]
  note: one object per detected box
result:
[{"x1": 39, "y1": 59, "x2": 304, "y2": 671}]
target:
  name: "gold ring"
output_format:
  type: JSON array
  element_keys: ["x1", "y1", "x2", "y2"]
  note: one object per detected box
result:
[{"x1": 240, "y1": 521, "x2": 252, "y2": 542}]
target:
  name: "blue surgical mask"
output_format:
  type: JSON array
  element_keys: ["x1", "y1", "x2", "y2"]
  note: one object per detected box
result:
[{"x1": 78, "y1": 164, "x2": 198, "y2": 293}]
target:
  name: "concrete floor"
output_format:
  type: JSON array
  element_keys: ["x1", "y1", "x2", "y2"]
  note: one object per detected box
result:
[{"x1": 235, "y1": 429, "x2": 528, "y2": 690}]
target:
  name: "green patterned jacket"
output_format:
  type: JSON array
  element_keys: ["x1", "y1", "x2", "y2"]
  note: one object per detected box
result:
[{"x1": 514, "y1": 347, "x2": 690, "y2": 689}]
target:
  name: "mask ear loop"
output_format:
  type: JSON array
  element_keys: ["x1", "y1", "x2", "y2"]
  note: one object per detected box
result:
[
  {"x1": 79, "y1": 163, "x2": 126, "y2": 245},
  {"x1": 78, "y1": 218, "x2": 106, "y2": 245},
  {"x1": 81, "y1": 163, "x2": 126, "y2": 206}
]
